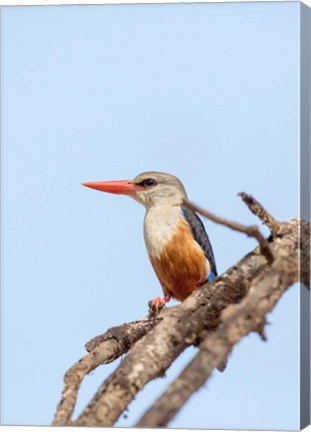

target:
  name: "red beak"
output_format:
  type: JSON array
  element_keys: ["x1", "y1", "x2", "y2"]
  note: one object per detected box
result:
[{"x1": 82, "y1": 180, "x2": 142, "y2": 195}]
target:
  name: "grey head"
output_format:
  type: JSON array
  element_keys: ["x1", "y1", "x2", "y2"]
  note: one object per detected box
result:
[{"x1": 132, "y1": 171, "x2": 188, "y2": 209}]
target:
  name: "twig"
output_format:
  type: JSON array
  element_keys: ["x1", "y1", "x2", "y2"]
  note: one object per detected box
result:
[
  {"x1": 136, "y1": 250, "x2": 299, "y2": 427},
  {"x1": 184, "y1": 198, "x2": 274, "y2": 264},
  {"x1": 238, "y1": 192, "x2": 281, "y2": 235}
]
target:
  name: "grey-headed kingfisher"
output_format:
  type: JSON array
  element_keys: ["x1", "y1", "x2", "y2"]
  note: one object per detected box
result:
[{"x1": 82, "y1": 172, "x2": 217, "y2": 309}]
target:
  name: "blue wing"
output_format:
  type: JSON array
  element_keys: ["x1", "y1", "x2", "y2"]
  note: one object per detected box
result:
[{"x1": 181, "y1": 205, "x2": 217, "y2": 277}]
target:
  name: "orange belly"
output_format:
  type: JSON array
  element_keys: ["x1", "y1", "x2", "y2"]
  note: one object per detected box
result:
[{"x1": 149, "y1": 219, "x2": 209, "y2": 301}]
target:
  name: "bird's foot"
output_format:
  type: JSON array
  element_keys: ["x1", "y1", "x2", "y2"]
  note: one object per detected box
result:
[{"x1": 148, "y1": 295, "x2": 171, "y2": 318}]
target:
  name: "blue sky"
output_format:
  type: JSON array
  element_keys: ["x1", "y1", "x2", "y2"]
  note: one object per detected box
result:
[{"x1": 1, "y1": 2, "x2": 302, "y2": 429}]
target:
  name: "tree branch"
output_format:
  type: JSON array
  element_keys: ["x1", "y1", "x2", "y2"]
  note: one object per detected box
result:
[
  {"x1": 135, "y1": 249, "x2": 299, "y2": 427},
  {"x1": 53, "y1": 316, "x2": 163, "y2": 425}
]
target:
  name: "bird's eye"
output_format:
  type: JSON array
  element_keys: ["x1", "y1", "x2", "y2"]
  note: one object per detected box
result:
[{"x1": 139, "y1": 178, "x2": 157, "y2": 187}]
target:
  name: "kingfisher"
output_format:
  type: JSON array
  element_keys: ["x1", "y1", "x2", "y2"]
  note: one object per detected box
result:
[{"x1": 82, "y1": 172, "x2": 217, "y2": 309}]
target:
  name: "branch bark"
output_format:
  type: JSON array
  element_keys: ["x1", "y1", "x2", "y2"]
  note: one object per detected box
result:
[
  {"x1": 183, "y1": 195, "x2": 274, "y2": 264},
  {"x1": 238, "y1": 192, "x2": 281, "y2": 235},
  {"x1": 52, "y1": 192, "x2": 308, "y2": 427},
  {"x1": 53, "y1": 316, "x2": 164, "y2": 425},
  {"x1": 136, "y1": 249, "x2": 300, "y2": 427}
]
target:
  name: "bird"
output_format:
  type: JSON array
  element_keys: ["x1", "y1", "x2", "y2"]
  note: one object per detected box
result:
[{"x1": 82, "y1": 171, "x2": 217, "y2": 310}]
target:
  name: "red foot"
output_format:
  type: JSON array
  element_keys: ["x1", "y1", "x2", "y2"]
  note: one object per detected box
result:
[{"x1": 148, "y1": 295, "x2": 171, "y2": 313}]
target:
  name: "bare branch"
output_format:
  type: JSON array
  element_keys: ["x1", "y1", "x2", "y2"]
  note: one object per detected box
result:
[
  {"x1": 184, "y1": 198, "x2": 274, "y2": 264},
  {"x1": 136, "y1": 250, "x2": 299, "y2": 427},
  {"x1": 53, "y1": 316, "x2": 162, "y2": 425}
]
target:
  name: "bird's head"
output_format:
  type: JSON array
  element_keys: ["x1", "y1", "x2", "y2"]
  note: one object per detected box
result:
[{"x1": 82, "y1": 171, "x2": 187, "y2": 209}]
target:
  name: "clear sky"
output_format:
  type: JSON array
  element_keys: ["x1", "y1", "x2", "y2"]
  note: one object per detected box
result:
[{"x1": 1, "y1": 2, "x2": 302, "y2": 429}]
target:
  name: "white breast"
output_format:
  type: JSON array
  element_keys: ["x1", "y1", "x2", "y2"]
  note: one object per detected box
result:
[{"x1": 144, "y1": 205, "x2": 181, "y2": 259}]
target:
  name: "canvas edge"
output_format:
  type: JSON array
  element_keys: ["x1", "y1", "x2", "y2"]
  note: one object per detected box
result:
[{"x1": 300, "y1": 1, "x2": 311, "y2": 429}]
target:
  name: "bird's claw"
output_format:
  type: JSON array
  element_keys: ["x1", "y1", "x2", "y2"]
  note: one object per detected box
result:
[
  {"x1": 149, "y1": 296, "x2": 166, "y2": 310},
  {"x1": 148, "y1": 295, "x2": 170, "y2": 318}
]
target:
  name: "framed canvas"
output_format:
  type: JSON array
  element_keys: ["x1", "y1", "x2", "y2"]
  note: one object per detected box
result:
[{"x1": 1, "y1": 0, "x2": 310, "y2": 430}]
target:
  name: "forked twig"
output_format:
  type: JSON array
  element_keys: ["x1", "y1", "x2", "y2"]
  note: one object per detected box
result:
[
  {"x1": 238, "y1": 192, "x2": 281, "y2": 235},
  {"x1": 184, "y1": 195, "x2": 274, "y2": 264}
]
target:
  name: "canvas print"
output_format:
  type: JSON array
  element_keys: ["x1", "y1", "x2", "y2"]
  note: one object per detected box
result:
[{"x1": 1, "y1": 1, "x2": 310, "y2": 429}]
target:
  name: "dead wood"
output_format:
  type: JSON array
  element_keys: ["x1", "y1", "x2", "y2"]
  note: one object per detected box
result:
[
  {"x1": 53, "y1": 316, "x2": 163, "y2": 425},
  {"x1": 136, "y1": 249, "x2": 300, "y2": 427},
  {"x1": 184, "y1": 193, "x2": 274, "y2": 263}
]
